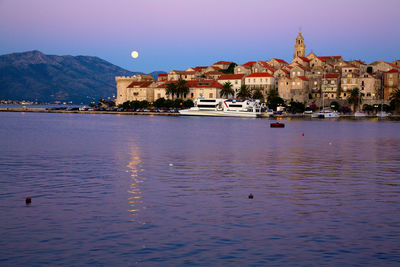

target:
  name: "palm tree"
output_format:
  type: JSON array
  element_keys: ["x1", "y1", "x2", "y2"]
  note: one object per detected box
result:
[
  {"x1": 176, "y1": 78, "x2": 189, "y2": 99},
  {"x1": 166, "y1": 82, "x2": 177, "y2": 99},
  {"x1": 220, "y1": 82, "x2": 235, "y2": 98},
  {"x1": 348, "y1": 87, "x2": 361, "y2": 112},
  {"x1": 236, "y1": 85, "x2": 251, "y2": 99},
  {"x1": 390, "y1": 89, "x2": 400, "y2": 114},
  {"x1": 252, "y1": 89, "x2": 264, "y2": 101},
  {"x1": 266, "y1": 89, "x2": 279, "y2": 102}
]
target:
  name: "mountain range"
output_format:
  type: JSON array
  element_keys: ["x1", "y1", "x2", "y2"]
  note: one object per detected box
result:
[{"x1": 0, "y1": 50, "x2": 165, "y2": 103}]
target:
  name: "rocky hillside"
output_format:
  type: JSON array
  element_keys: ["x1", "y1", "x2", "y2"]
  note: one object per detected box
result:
[{"x1": 0, "y1": 51, "x2": 163, "y2": 103}]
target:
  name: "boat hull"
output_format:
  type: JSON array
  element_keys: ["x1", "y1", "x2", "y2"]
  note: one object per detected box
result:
[{"x1": 179, "y1": 110, "x2": 261, "y2": 118}]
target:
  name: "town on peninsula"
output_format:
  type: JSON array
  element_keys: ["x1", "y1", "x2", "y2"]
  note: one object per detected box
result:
[{"x1": 115, "y1": 31, "x2": 400, "y2": 115}]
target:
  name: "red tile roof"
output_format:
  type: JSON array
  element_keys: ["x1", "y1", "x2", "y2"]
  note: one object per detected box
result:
[
  {"x1": 243, "y1": 61, "x2": 257, "y2": 67},
  {"x1": 352, "y1": 60, "x2": 366, "y2": 65},
  {"x1": 386, "y1": 69, "x2": 399, "y2": 73},
  {"x1": 315, "y1": 57, "x2": 326, "y2": 62},
  {"x1": 272, "y1": 58, "x2": 288, "y2": 64},
  {"x1": 386, "y1": 62, "x2": 400, "y2": 69},
  {"x1": 218, "y1": 74, "x2": 246, "y2": 80},
  {"x1": 298, "y1": 56, "x2": 310, "y2": 62},
  {"x1": 170, "y1": 70, "x2": 197, "y2": 75},
  {"x1": 319, "y1": 56, "x2": 342, "y2": 61},
  {"x1": 127, "y1": 81, "x2": 153, "y2": 88},
  {"x1": 246, "y1": 72, "x2": 273, "y2": 78},
  {"x1": 324, "y1": 73, "x2": 340, "y2": 79},
  {"x1": 158, "y1": 73, "x2": 168, "y2": 77},
  {"x1": 157, "y1": 80, "x2": 222, "y2": 89},
  {"x1": 297, "y1": 76, "x2": 309, "y2": 81},
  {"x1": 214, "y1": 61, "x2": 232, "y2": 65}
]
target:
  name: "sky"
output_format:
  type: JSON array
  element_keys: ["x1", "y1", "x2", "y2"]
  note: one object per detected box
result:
[{"x1": 0, "y1": 0, "x2": 399, "y2": 73}]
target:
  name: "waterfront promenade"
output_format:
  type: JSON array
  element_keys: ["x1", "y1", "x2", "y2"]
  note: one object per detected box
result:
[{"x1": 1, "y1": 107, "x2": 398, "y2": 119}]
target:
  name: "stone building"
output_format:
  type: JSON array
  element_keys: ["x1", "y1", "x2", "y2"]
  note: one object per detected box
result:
[
  {"x1": 245, "y1": 73, "x2": 275, "y2": 95},
  {"x1": 359, "y1": 72, "x2": 381, "y2": 100},
  {"x1": 322, "y1": 73, "x2": 340, "y2": 99},
  {"x1": 218, "y1": 74, "x2": 246, "y2": 96},
  {"x1": 340, "y1": 73, "x2": 359, "y2": 99},
  {"x1": 115, "y1": 75, "x2": 156, "y2": 105},
  {"x1": 383, "y1": 69, "x2": 399, "y2": 99},
  {"x1": 293, "y1": 31, "x2": 305, "y2": 59},
  {"x1": 155, "y1": 80, "x2": 222, "y2": 100}
]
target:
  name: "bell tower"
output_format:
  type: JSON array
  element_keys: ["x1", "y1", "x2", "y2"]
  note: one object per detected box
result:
[{"x1": 294, "y1": 31, "x2": 305, "y2": 59}]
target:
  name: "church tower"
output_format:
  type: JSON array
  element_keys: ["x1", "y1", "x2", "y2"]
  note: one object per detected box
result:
[{"x1": 294, "y1": 31, "x2": 305, "y2": 59}]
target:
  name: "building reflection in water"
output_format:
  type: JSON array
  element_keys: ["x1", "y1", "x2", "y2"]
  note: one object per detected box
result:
[{"x1": 125, "y1": 143, "x2": 145, "y2": 221}]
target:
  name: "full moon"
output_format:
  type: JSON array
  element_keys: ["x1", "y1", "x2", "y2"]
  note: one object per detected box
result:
[{"x1": 131, "y1": 51, "x2": 139, "y2": 59}]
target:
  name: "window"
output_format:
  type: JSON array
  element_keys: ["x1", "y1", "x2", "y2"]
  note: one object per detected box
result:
[
  {"x1": 297, "y1": 82, "x2": 300, "y2": 86},
  {"x1": 297, "y1": 71, "x2": 300, "y2": 75},
  {"x1": 235, "y1": 81, "x2": 238, "y2": 84},
  {"x1": 209, "y1": 93, "x2": 213, "y2": 98},
  {"x1": 292, "y1": 72, "x2": 296, "y2": 76},
  {"x1": 344, "y1": 93, "x2": 347, "y2": 97},
  {"x1": 292, "y1": 82, "x2": 295, "y2": 85},
  {"x1": 191, "y1": 93, "x2": 194, "y2": 98},
  {"x1": 314, "y1": 81, "x2": 317, "y2": 85},
  {"x1": 331, "y1": 80, "x2": 335, "y2": 84},
  {"x1": 157, "y1": 93, "x2": 161, "y2": 98},
  {"x1": 367, "y1": 93, "x2": 371, "y2": 97},
  {"x1": 253, "y1": 79, "x2": 256, "y2": 82}
]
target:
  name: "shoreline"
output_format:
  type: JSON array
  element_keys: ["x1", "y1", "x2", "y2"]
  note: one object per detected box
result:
[{"x1": 1, "y1": 107, "x2": 399, "y2": 119}]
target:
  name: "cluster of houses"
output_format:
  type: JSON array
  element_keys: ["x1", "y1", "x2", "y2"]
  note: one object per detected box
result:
[{"x1": 115, "y1": 32, "x2": 400, "y2": 108}]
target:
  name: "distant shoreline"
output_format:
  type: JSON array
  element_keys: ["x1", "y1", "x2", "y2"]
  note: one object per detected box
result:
[{"x1": 1, "y1": 107, "x2": 399, "y2": 119}]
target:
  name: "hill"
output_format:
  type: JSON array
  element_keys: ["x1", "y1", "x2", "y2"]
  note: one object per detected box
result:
[{"x1": 0, "y1": 51, "x2": 161, "y2": 104}]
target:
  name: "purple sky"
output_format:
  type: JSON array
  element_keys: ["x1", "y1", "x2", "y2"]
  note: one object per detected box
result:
[{"x1": 0, "y1": 0, "x2": 399, "y2": 73}]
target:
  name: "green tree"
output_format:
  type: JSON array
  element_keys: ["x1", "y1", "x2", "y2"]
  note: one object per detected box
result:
[
  {"x1": 173, "y1": 98, "x2": 184, "y2": 109},
  {"x1": 164, "y1": 99, "x2": 174, "y2": 109},
  {"x1": 237, "y1": 85, "x2": 251, "y2": 99},
  {"x1": 139, "y1": 100, "x2": 149, "y2": 109},
  {"x1": 252, "y1": 89, "x2": 264, "y2": 101},
  {"x1": 267, "y1": 89, "x2": 279, "y2": 101},
  {"x1": 266, "y1": 89, "x2": 283, "y2": 110},
  {"x1": 176, "y1": 78, "x2": 189, "y2": 99},
  {"x1": 362, "y1": 104, "x2": 374, "y2": 113},
  {"x1": 390, "y1": 89, "x2": 400, "y2": 114},
  {"x1": 166, "y1": 82, "x2": 178, "y2": 99},
  {"x1": 268, "y1": 97, "x2": 285, "y2": 111},
  {"x1": 220, "y1": 82, "x2": 235, "y2": 98},
  {"x1": 154, "y1": 98, "x2": 166, "y2": 108},
  {"x1": 219, "y1": 63, "x2": 237, "y2": 74},
  {"x1": 348, "y1": 88, "x2": 361, "y2": 112},
  {"x1": 330, "y1": 101, "x2": 340, "y2": 111},
  {"x1": 183, "y1": 99, "x2": 194, "y2": 108},
  {"x1": 287, "y1": 101, "x2": 305, "y2": 113}
]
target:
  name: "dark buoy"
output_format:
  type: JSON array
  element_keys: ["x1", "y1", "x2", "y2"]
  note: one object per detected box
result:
[
  {"x1": 25, "y1": 197, "x2": 31, "y2": 205},
  {"x1": 248, "y1": 194, "x2": 254, "y2": 199}
]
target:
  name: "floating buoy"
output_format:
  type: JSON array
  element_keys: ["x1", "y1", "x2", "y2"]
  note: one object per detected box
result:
[
  {"x1": 169, "y1": 163, "x2": 173, "y2": 167},
  {"x1": 25, "y1": 197, "x2": 31, "y2": 205},
  {"x1": 248, "y1": 194, "x2": 254, "y2": 199},
  {"x1": 302, "y1": 133, "x2": 304, "y2": 136}
]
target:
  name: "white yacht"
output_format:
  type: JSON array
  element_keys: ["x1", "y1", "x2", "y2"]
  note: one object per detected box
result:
[
  {"x1": 311, "y1": 110, "x2": 340, "y2": 118},
  {"x1": 179, "y1": 98, "x2": 262, "y2": 118},
  {"x1": 376, "y1": 111, "x2": 390, "y2": 118},
  {"x1": 354, "y1": 111, "x2": 367, "y2": 117}
]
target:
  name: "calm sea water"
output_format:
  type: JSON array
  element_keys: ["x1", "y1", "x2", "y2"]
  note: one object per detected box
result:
[{"x1": 0, "y1": 112, "x2": 399, "y2": 266}]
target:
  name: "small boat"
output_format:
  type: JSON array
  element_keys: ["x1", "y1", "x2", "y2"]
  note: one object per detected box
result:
[
  {"x1": 376, "y1": 111, "x2": 390, "y2": 118},
  {"x1": 354, "y1": 111, "x2": 367, "y2": 117},
  {"x1": 311, "y1": 110, "x2": 340, "y2": 118},
  {"x1": 270, "y1": 122, "x2": 285, "y2": 128}
]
